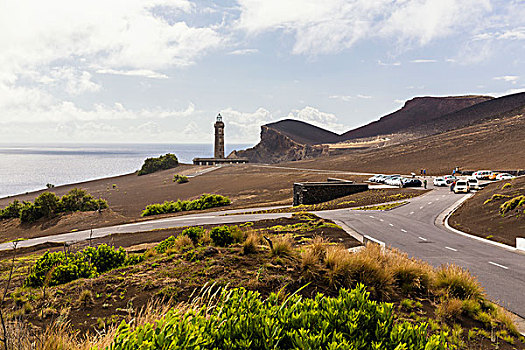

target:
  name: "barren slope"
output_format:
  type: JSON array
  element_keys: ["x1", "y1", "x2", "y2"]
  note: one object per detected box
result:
[{"x1": 449, "y1": 176, "x2": 525, "y2": 246}]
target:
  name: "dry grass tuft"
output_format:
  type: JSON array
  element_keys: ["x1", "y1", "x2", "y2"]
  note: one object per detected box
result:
[
  {"x1": 344, "y1": 244, "x2": 395, "y2": 300},
  {"x1": 243, "y1": 230, "x2": 261, "y2": 254},
  {"x1": 167, "y1": 234, "x2": 194, "y2": 253},
  {"x1": 76, "y1": 289, "x2": 94, "y2": 308},
  {"x1": 493, "y1": 306, "x2": 520, "y2": 336},
  {"x1": 436, "y1": 298, "x2": 463, "y2": 321},
  {"x1": 436, "y1": 264, "x2": 484, "y2": 301},
  {"x1": 386, "y1": 248, "x2": 434, "y2": 295},
  {"x1": 270, "y1": 235, "x2": 294, "y2": 257}
]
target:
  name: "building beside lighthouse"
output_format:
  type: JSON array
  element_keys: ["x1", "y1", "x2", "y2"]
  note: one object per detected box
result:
[{"x1": 193, "y1": 114, "x2": 249, "y2": 166}]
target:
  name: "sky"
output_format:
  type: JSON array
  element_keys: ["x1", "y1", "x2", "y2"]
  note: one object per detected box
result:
[{"x1": 1, "y1": 0, "x2": 524, "y2": 146}]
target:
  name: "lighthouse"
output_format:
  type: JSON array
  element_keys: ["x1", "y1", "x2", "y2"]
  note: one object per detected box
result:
[{"x1": 214, "y1": 113, "x2": 225, "y2": 158}]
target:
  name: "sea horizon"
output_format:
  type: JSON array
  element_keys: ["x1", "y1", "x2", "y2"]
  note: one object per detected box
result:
[{"x1": 0, "y1": 142, "x2": 253, "y2": 199}]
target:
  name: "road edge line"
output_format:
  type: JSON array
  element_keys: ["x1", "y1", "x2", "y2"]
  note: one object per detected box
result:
[
  {"x1": 438, "y1": 193, "x2": 518, "y2": 253},
  {"x1": 332, "y1": 220, "x2": 364, "y2": 244}
]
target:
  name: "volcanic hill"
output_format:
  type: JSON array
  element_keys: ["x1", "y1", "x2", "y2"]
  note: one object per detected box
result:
[{"x1": 232, "y1": 92, "x2": 525, "y2": 164}]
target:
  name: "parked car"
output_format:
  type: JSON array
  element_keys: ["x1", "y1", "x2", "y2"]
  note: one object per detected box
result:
[
  {"x1": 433, "y1": 177, "x2": 448, "y2": 186},
  {"x1": 473, "y1": 170, "x2": 493, "y2": 180},
  {"x1": 467, "y1": 177, "x2": 480, "y2": 190},
  {"x1": 496, "y1": 173, "x2": 516, "y2": 180},
  {"x1": 402, "y1": 178, "x2": 422, "y2": 187},
  {"x1": 443, "y1": 175, "x2": 458, "y2": 184},
  {"x1": 488, "y1": 172, "x2": 500, "y2": 180},
  {"x1": 453, "y1": 180, "x2": 470, "y2": 193},
  {"x1": 368, "y1": 175, "x2": 379, "y2": 182},
  {"x1": 374, "y1": 175, "x2": 386, "y2": 183},
  {"x1": 390, "y1": 177, "x2": 403, "y2": 187},
  {"x1": 385, "y1": 175, "x2": 402, "y2": 186},
  {"x1": 382, "y1": 175, "x2": 400, "y2": 185}
]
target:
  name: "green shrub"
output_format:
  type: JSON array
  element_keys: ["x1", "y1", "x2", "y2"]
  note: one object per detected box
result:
[
  {"x1": 210, "y1": 226, "x2": 234, "y2": 247},
  {"x1": 0, "y1": 200, "x2": 23, "y2": 220},
  {"x1": 137, "y1": 153, "x2": 178, "y2": 176},
  {"x1": 83, "y1": 244, "x2": 126, "y2": 273},
  {"x1": 173, "y1": 174, "x2": 189, "y2": 184},
  {"x1": 155, "y1": 236, "x2": 176, "y2": 254},
  {"x1": 500, "y1": 195, "x2": 525, "y2": 215},
  {"x1": 182, "y1": 227, "x2": 205, "y2": 243},
  {"x1": 34, "y1": 192, "x2": 60, "y2": 218},
  {"x1": 60, "y1": 188, "x2": 108, "y2": 212},
  {"x1": 19, "y1": 202, "x2": 41, "y2": 223},
  {"x1": 109, "y1": 285, "x2": 447, "y2": 350},
  {"x1": 483, "y1": 194, "x2": 510, "y2": 205},
  {"x1": 141, "y1": 194, "x2": 231, "y2": 217},
  {"x1": 2, "y1": 188, "x2": 108, "y2": 223},
  {"x1": 25, "y1": 244, "x2": 130, "y2": 287}
]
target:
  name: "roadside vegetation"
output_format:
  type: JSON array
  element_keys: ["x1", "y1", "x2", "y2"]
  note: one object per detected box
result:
[
  {"x1": 137, "y1": 153, "x2": 179, "y2": 176},
  {"x1": 231, "y1": 189, "x2": 425, "y2": 215},
  {"x1": 0, "y1": 212, "x2": 521, "y2": 349},
  {"x1": 141, "y1": 193, "x2": 231, "y2": 217},
  {"x1": 0, "y1": 188, "x2": 108, "y2": 223},
  {"x1": 173, "y1": 174, "x2": 189, "y2": 183}
]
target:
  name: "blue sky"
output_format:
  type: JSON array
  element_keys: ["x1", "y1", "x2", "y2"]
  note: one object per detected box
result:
[{"x1": 0, "y1": 0, "x2": 524, "y2": 145}]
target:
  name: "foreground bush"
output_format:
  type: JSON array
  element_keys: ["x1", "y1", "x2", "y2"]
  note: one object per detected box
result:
[
  {"x1": 0, "y1": 188, "x2": 108, "y2": 223},
  {"x1": 25, "y1": 244, "x2": 136, "y2": 287},
  {"x1": 109, "y1": 285, "x2": 447, "y2": 350},
  {"x1": 141, "y1": 194, "x2": 231, "y2": 217},
  {"x1": 210, "y1": 226, "x2": 234, "y2": 246},
  {"x1": 137, "y1": 153, "x2": 178, "y2": 176}
]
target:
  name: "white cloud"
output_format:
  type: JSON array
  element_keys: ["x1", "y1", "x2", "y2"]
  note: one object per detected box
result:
[
  {"x1": 235, "y1": 0, "x2": 492, "y2": 55},
  {"x1": 286, "y1": 106, "x2": 344, "y2": 133},
  {"x1": 96, "y1": 69, "x2": 169, "y2": 79},
  {"x1": 228, "y1": 48, "x2": 259, "y2": 55},
  {"x1": 220, "y1": 106, "x2": 345, "y2": 142},
  {"x1": 377, "y1": 60, "x2": 401, "y2": 66},
  {"x1": 410, "y1": 59, "x2": 437, "y2": 63},
  {"x1": 329, "y1": 95, "x2": 352, "y2": 102},
  {"x1": 493, "y1": 75, "x2": 519, "y2": 84},
  {"x1": 356, "y1": 94, "x2": 372, "y2": 99}
]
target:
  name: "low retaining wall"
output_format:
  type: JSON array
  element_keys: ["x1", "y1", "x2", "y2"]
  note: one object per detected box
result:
[
  {"x1": 293, "y1": 182, "x2": 368, "y2": 206},
  {"x1": 517, "y1": 238, "x2": 525, "y2": 252}
]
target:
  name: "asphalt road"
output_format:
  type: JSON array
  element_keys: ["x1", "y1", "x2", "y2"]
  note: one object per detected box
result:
[
  {"x1": 1, "y1": 182, "x2": 523, "y2": 317},
  {"x1": 318, "y1": 185, "x2": 525, "y2": 318}
]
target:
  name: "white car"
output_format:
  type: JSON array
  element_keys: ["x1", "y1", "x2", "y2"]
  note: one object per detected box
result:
[
  {"x1": 385, "y1": 176, "x2": 402, "y2": 186},
  {"x1": 473, "y1": 170, "x2": 492, "y2": 180},
  {"x1": 453, "y1": 180, "x2": 470, "y2": 194},
  {"x1": 496, "y1": 173, "x2": 516, "y2": 180},
  {"x1": 390, "y1": 177, "x2": 403, "y2": 187},
  {"x1": 433, "y1": 177, "x2": 448, "y2": 186},
  {"x1": 467, "y1": 177, "x2": 480, "y2": 190}
]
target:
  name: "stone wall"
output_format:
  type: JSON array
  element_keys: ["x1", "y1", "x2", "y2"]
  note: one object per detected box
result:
[{"x1": 293, "y1": 182, "x2": 368, "y2": 206}]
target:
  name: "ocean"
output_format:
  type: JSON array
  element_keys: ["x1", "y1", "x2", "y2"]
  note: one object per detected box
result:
[{"x1": 0, "y1": 143, "x2": 252, "y2": 198}]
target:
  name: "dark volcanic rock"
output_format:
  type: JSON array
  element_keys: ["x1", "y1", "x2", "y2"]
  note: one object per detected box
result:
[{"x1": 230, "y1": 125, "x2": 328, "y2": 163}]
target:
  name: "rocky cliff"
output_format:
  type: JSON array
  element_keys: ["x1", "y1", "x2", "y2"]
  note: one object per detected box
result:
[{"x1": 229, "y1": 125, "x2": 329, "y2": 163}]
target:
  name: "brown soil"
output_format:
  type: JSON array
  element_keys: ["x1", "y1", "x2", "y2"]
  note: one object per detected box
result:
[
  {"x1": 450, "y1": 177, "x2": 525, "y2": 246},
  {"x1": 0, "y1": 165, "x2": 368, "y2": 242}
]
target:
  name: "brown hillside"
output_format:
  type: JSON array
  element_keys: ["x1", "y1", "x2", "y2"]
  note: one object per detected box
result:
[
  {"x1": 284, "y1": 112, "x2": 525, "y2": 175},
  {"x1": 341, "y1": 95, "x2": 492, "y2": 139},
  {"x1": 450, "y1": 176, "x2": 525, "y2": 246},
  {"x1": 265, "y1": 119, "x2": 341, "y2": 144}
]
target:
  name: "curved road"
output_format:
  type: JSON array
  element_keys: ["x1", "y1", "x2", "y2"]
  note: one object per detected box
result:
[
  {"x1": 318, "y1": 186, "x2": 525, "y2": 318},
  {"x1": 1, "y1": 185, "x2": 524, "y2": 317}
]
